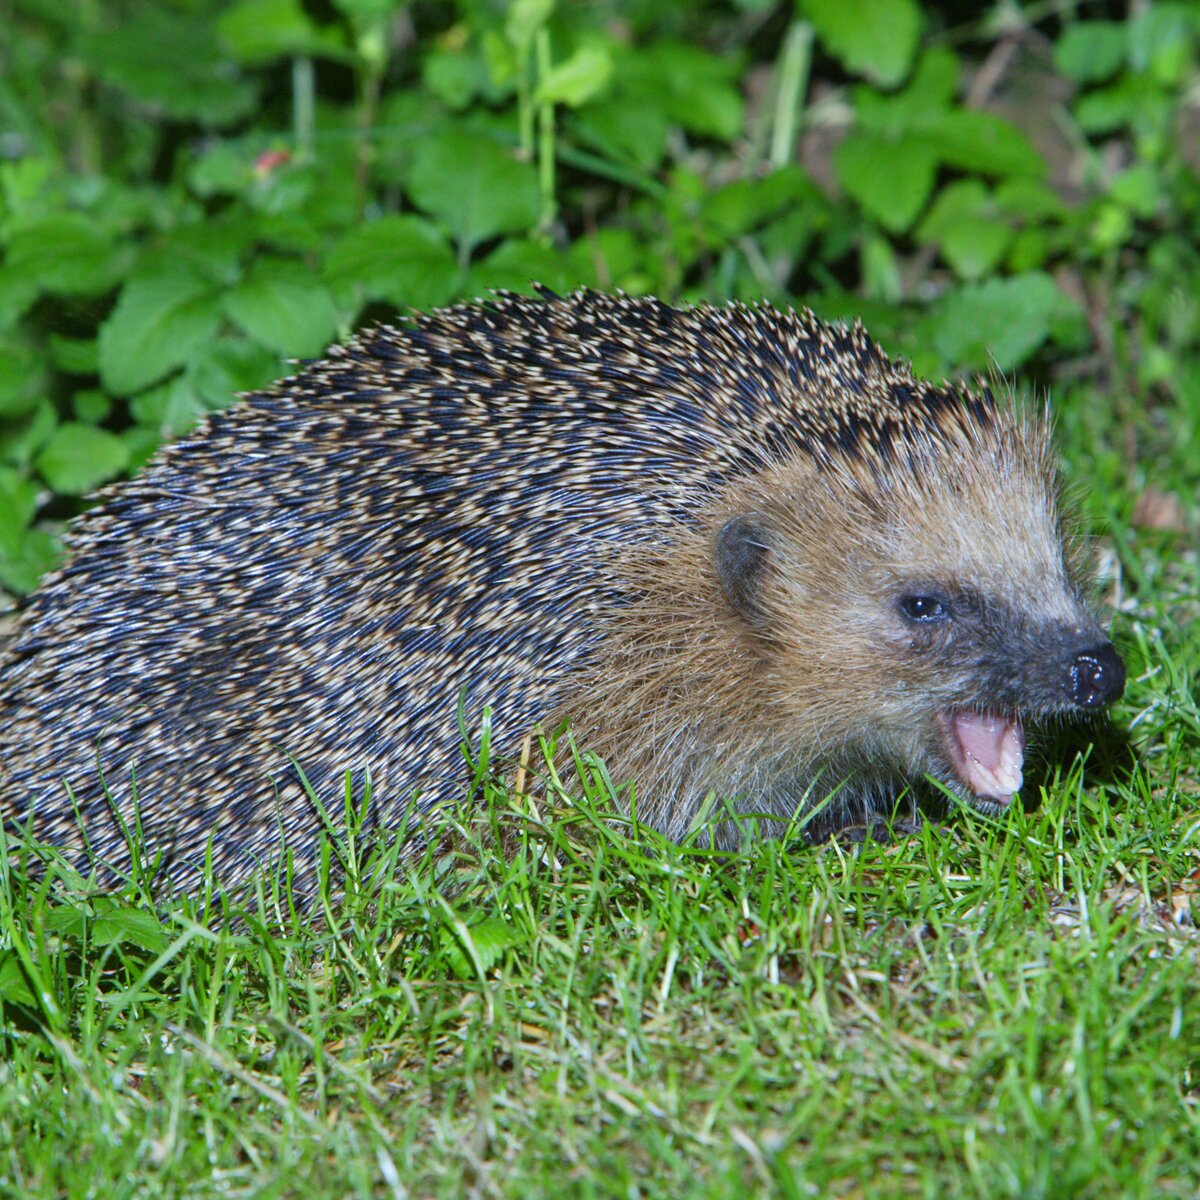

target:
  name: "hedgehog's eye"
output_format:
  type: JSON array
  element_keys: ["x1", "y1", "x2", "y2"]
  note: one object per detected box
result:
[{"x1": 899, "y1": 594, "x2": 950, "y2": 623}]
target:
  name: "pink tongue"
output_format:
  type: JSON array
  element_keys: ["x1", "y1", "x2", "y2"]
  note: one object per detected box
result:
[{"x1": 952, "y1": 712, "x2": 1025, "y2": 801}]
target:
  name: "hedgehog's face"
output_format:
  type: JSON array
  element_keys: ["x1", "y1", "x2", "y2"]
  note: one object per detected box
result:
[{"x1": 714, "y1": 446, "x2": 1125, "y2": 817}]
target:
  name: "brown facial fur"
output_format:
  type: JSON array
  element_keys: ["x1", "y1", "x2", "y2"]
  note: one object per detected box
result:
[{"x1": 565, "y1": 397, "x2": 1107, "y2": 844}]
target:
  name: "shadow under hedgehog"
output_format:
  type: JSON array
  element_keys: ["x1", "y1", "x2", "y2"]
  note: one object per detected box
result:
[{"x1": 0, "y1": 290, "x2": 1125, "y2": 895}]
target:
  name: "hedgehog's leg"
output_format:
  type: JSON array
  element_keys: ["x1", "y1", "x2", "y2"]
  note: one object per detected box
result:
[{"x1": 822, "y1": 809, "x2": 925, "y2": 846}]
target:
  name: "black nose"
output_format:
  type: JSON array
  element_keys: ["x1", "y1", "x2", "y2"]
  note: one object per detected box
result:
[{"x1": 1069, "y1": 642, "x2": 1125, "y2": 708}]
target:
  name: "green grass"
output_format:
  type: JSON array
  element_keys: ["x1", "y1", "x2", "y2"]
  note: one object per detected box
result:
[{"x1": 2, "y1": 383, "x2": 1198, "y2": 1199}]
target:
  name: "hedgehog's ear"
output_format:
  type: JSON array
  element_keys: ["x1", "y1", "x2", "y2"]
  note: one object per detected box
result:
[{"x1": 715, "y1": 513, "x2": 773, "y2": 628}]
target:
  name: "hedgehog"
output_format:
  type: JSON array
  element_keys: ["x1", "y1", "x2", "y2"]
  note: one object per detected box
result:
[{"x1": 0, "y1": 290, "x2": 1125, "y2": 895}]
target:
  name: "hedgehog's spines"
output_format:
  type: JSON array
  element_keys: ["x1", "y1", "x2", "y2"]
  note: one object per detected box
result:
[{"x1": 0, "y1": 290, "x2": 1113, "y2": 897}]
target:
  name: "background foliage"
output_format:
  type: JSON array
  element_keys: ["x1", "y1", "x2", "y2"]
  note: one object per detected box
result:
[
  {"x1": 0, "y1": 0, "x2": 1197, "y2": 597},
  {"x1": 2, "y1": 2, "x2": 1200, "y2": 1197}
]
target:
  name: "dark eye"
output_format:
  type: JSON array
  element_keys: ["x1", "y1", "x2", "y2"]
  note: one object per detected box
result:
[{"x1": 900, "y1": 594, "x2": 950, "y2": 623}]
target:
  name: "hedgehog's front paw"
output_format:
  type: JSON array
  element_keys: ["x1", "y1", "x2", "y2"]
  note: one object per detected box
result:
[{"x1": 827, "y1": 810, "x2": 924, "y2": 846}]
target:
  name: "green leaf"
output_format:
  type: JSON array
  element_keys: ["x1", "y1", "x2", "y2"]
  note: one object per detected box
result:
[
  {"x1": 918, "y1": 109, "x2": 1044, "y2": 178},
  {"x1": 0, "y1": 527, "x2": 61, "y2": 596},
  {"x1": 0, "y1": 402, "x2": 56, "y2": 468},
  {"x1": 1128, "y1": 4, "x2": 1194, "y2": 82},
  {"x1": 0, "y1": 952, "x2": 37, "y2": 1009},
  {"x1": 408, "y1": 135, "x2": 540, "y2": 252},
  {"x1": 918, "y1": 181, "x2": 1012, "y2": 280},
  {"x1": 423, "y1": 48, "x2": 492, "y2": 110},
  {"x1": 800, "y1": 0, "x2": 922, "y2": 87},
  {"x1": 930, "y1": 273, "x2": 1080, "y2": 371},
  {"x1": 1054, "y1": 21, "x2": 1127, "y2": 84},
  {"x1": 79, "y1": 10, "x2": 258, "y2": 125},
  {"x1": 534, "y1": 44, "x2": 614, "y2": 107},
  {"x1": 189, "y1": 338, "x2": 284, "y2": 414},
  {"x1": 325, "y1": 215, "x2": 459, "y2": 312},
  {"x1": 4, "y1": 215, "x2": 119, "y2": 295},
  {"x1": 72, "y1": 390, "x2": 112, "y2": 423},
  {"x1": 468, "y1": 237, "x2": 588, "y2": 296},
  {"x1": 993, "y1": 178, "x2": 1064, "y2": 221},
  {"x1": 439, "y1": 916, "x2": 523, "y2": 980},
  {"x1": 505, "y1": 0, "x2": 553, "y2": 50},
  {"x1": 218, "y1": 0, "x2": 349, "y2": 63},
  {"x1": 47, "y1": 335, "x2": 99, "y2": 375},
  {"x1": 1111, "y1": 163, "x2": 1164, "y2": 218},
  {"x1": 0, "y1": 468, "x2": 39, "y2": 557},
  {"x1": 834, "y1": 131, "x2": 936, "y2": 232},
  {"x1": 130, "y1": 376, "x2": 209, "y2": 439},
  {"x1": 1074, "y1": 80, "x2": 1141, "y2": 135},
  {"x1": 35, "y1": 422, "x2": 130, "y2": 496},
  {"x1": 572, "y1": 95, "x2": 669, "y2": 169},
  {"x1": 700, "y1": 168, "x2": 815, "y2": 240},
  {"x1": 222, "y1": 262, "x2": 338, "y2": 357},
  {"x1": 98, "y1": 269, "x2": 223, "y2": 396},
  {"x1": 0, "y1": 337, "x2": 45, "y2": 418},
  {"x1": 0, "y1": 269, "x2": 40, "y2": 327},
  {"x1": 91, "y1": 905, "x2": 170, "y2": 952},
  {"x1": 638, "y1": 42, "x2": 745, "y2": 140}
]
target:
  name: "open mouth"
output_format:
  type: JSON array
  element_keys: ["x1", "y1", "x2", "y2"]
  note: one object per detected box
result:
[{"x1": 937, "y1": 710, "x2": 1025, "y2": 811}]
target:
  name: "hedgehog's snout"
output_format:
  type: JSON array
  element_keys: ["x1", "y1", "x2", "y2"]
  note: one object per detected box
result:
[
  {"x1": 1068, "y1": 641, "x2": 1125, "y2": 708},
  {"x1": 1021, "y1": 625, "x2": 1126, "y2": 713}
]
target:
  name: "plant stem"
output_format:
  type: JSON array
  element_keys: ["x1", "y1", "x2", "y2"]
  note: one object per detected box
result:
[
  {"x1": 536, "y1": 27, "x2": 556, "y2": 233},
  {"x1": 770, "y1": 20, "x2": 812, "y2": 170}
]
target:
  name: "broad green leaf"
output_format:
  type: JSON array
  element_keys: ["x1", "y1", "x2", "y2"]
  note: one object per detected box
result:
[
  {"x1": 573, "y1": 96, "x2": 669, "y2": 169},
  {"x1": 1054, "y1": 21, "x2": 1127, "y2": 83},
  {"x1": 505, "y1": 0, "x2": 553, "y2": 50},
  {"x1": 0, "y1": 527, "x2": 61, "y2": 595},
  {"x1": 994, "y1": 178, "x2": 1064, "y2": 220},
  {"x1": 919, "y1": 109, "x2": 1044, "y2": 178},
  {"x1": 834, "y1": 131, "x2": 936, "y2": 232},
  {"x1": 856, "y1": 49, "x2": 959, "y2": 132},
  {"x1": 4, "y1": 215, "x2": 119, "y2": 295},
  {"x1": 440, "y1": 916, "x2": 523, "y2": 980},
  {"x1": 468, "y1": 237, "x2": 588, "y2": 295},
  {"x1": 35, "y1": 422, "x2": 130, "y2": 495},
  {"x1": 1128, "y1": 4, "x2": 1194, "y2": 82},
  {"x1": 130, "y1": 376, "x2": 210, "y2": 438},
  {"x1": 0, "y1": 468, "x2": 39, "y2": 557},
  {"x1": 123, "y1": 425, "x2": 163, "y2": 472},
  {"x1": 938, "y1": 218, "x2": 1011, "y2": 280},
  {"x1": 918, "y1": 180, "x2": 1012, "y2": 279},
  {"x1": 47, "y1": 335, "x2": 99, "y2": 375},
  {"x1": 1074, "y1": 80, "x2": 1141, "y2": 135},
  {"x1": 0, "y1": 269, "x2": 40, "y2": 327},
  {"x1": 218, "y1": 0, "x2": 349, "y2": 63},
  {"x1": 408, "y1": 136, "x2": 540, "y2": 252},
  {"x1": 861, "y1": 233, "x2": 901, "y2": 302},
  {"x1": 325, "y1": 215, "x2": 459, "y2": 311},
  {"x1": 91, "y1": 905, "x2": 170, "y2": 952},
  {"x1": 423, "y1": 48, "x2": 493, "y2": 110},
  {"x1": 639, "y1": 42, "x2": 745, "y2": 140},
  {"x1": 931, "y1": 273, "x2": 1080, "y2": 371},
  {"x1": 800, "y1": 0, "x2": 922, "y2": 87},
  {"x1": 701, "y1": 168, "x2": 815, "y2": 240},
  {"x1": 190, "y1": 337, "x2": 284, "y2": 413},
  {"x1": 0, "y1": 952, "x2": 37, "y2": 1009},
  {"x1": 1111, "y1": 163, "x2": 1164, "y2": 217},
  {"x1": 222, "y1": 263, "x2": 338, "y2": 357},
  {"x1": 0, "y1": 402, "x2": 56, "y2": 467},
  {"x1": 534, "y1": 44, "x2": 614, "y2": 108},
  {"x1": 72, "y1": 390, "x2": 112, "y2": 423},
  {"x1": 98, "y1": 269, "x2": 223, "y2": 395},
  {"x1": 0, "y1": 337, "x2": 44, "y2": 417},
  {"x1": 79, "y1": 10, "x2": 257, "y2": 125}
]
